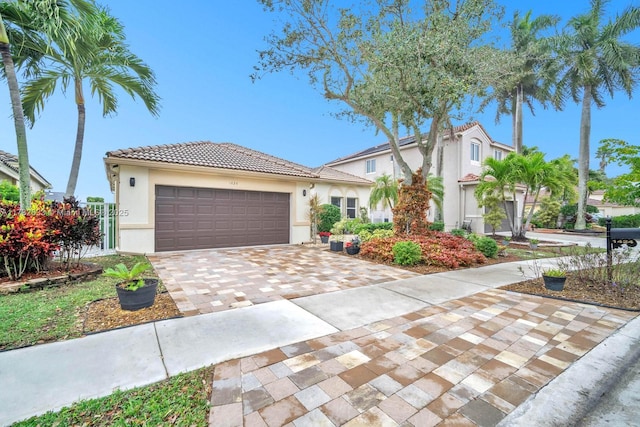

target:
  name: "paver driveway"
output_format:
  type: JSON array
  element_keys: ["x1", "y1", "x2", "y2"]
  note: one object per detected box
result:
[{"x1": 148, "y1": 245, "x2": 419, "y2": 315}]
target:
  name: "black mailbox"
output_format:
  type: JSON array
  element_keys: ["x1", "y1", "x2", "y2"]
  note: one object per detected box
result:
[{"x1": 609, "y1": 228, "x2": 640, "y2": 248}]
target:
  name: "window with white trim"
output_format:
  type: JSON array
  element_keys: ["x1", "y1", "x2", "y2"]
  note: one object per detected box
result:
[
  {"x1": 494, "y1": 149, "x2": 503, "y2": 160},
  {"x1": 330, "y1": 196, "x2": 342, "y2": 212},
  {"x1": 366, "y1": 159, "x2": 376, "y2": 174},
  {"x1": 471, "y1": 142, "x2": 480, "y2": 162},
  {"x1": 346, "y1": 198, "x2": 357, "y2": 219}
]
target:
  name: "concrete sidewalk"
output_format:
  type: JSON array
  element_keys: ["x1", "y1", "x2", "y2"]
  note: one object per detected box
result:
[{"x1": 0, "y1": 255, "x2": 637, "y2": 426}]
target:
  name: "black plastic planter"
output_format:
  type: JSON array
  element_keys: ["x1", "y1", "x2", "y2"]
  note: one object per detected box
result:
[
  {"x1": 330, "y1": 241, "x2": 344, "y2": 252},
  {"x1": 542, "y1": 275, "x2": 566, "y2": 291},
  {"x1": 116, "y1": 278, "x2": 158, "y2": 311}
]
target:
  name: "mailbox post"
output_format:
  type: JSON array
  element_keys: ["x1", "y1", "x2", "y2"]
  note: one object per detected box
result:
[{"x1": 605, "y1": 217, "x2": 640, "y2": 282}]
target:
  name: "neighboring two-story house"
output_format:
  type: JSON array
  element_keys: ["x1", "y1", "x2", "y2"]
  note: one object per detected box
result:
[{"x1": 325, "y1": 122, "x2": 525, "y2": 233}]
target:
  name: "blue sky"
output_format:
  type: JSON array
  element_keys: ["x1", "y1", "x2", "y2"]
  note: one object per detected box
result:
[{"x1": 0, "y1": 0, "x2": 639, "y2": 201}]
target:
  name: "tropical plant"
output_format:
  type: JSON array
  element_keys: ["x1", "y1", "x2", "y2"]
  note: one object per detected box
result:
[
  {"x1": 542, "y1": 268, "x2": 566, "y2": 278},
  {"x1": 487, "y1": 10, "x2": 559, "y2": 153},
  {"x1": 307, "y1": 193, "x2": 321, "y2": 243},
  {"x1": 0, "y1": 180, "x2": 19, "y2": 202},
  {"x1": 18, "y1": 6, "x2": 160, "y2": 197},
  {"x1": 475, "y1": 155, "x2": 519, "y2": 237},
  {"x1": 393, "y1": 169, "x2": 432, "y2": 235},
  {"x1": 1, "y1": 0, "x2": 95, "y2": 209},
  {"x1": 554, "y1": 0, "x2": 640, "y2": 229},
  {"x1": 369, "y1": 174, "x2": 398, "y2": 211},
  {"x1": 479, "y1": 193, "x2": 506, "y2": 235},
  {"x1": 103, "y1": 262, "x2": 150, "y2": 291}
]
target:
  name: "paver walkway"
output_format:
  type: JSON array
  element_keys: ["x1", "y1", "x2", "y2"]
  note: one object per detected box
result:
[
  {"x1": 209, "y1": 289, "x2": 636, "y2": 426},
  {"x1": 149, "y1": 245, "x2": 418, "y2": 315}
]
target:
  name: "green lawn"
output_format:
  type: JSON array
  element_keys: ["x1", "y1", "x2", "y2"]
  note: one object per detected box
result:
[
  {"x1": 13, "y1": 366, "x2": 212, "y2": 426},
  {"x1": 0, "y1": 254, "x2": 150, "y2": 351}
]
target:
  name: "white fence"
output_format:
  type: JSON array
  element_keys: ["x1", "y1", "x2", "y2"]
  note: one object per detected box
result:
[{"x1": 85, "y1": 202, "x2": 116, "y2": 251}]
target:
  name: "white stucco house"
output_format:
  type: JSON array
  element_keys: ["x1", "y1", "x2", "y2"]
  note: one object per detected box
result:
[
  {"x1": 325, "y1": 122, "x2": 526, "y2": 233},
  {"x1": 104, "y1": 142, "x2": 371, "y2": 254},
  {"x1": 0, "y1": 150, "x2": 51, "y2": 193}
]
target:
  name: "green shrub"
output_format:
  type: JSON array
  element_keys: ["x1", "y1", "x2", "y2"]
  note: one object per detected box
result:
[
  {"x1": 450, "y1": 228, "x2": 466, "y2": 237},
  {"x1": 599, "y1": 214, "x2": 640, "y2": 228},
  {"x1": 392, "y1": 241, "x2": 422, "y2": 266},
  {"x1": 343, "y1": 218, "x2": 363, "y2": 233},
  {"x1": 474, "y1": 237, "x2": 498, "y2": 258},
  {"x1": 318, "y1": 204, "x2": 341, "y2": 232},
  {"x1": 429, "y1": 221, "x2": 444, "y2": 231},
  {"x1": 372, "y1": 229, "x2": 394, "y2": 239},
  {"x1": 353, "y1": 222, "x2": 393, "y2": 234}
]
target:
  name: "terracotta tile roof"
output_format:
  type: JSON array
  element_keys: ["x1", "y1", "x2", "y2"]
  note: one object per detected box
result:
[
  {"x1": 326, "y1": 121, "x2": 502, "y2": 165},
  {"x1": 106, "y1": 141, "x2": 319, "y2": 179},
  {"x1": 458, "y1": 173, "x2": 480, "y2": 183},
  {"x1": 311, "y1": 166, "x2": 373, "y2": 185},
  {"x1": 0, "y1": 150, "x2": 51, "y2": 187}
]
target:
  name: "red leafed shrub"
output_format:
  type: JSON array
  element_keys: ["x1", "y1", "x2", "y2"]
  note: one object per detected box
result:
[
  {"x1": 360, "y1": 232, "x2": 486, "y2": 268},
  {"x1": 392, "y1": 168, "x2": 432, "y2": 235},
  {"x1": 0, "y1": 197, "x2": 102, "y2": 280},
  {"x1": 0, "y1": 201, "x2": 59, "y2": 280}
]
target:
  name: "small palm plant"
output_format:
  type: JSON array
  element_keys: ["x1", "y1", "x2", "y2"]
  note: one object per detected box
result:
[{"x1": 103, "y1": 262, "x2": 150, "y2": 291}]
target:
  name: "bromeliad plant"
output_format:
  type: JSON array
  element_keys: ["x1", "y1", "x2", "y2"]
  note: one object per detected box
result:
[{"x1": 103, "y1": 262, "x2": 150, "y2": 291}]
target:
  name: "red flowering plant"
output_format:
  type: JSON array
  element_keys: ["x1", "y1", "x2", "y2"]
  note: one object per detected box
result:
[{"x1": 319, "y1": 231, "x2": 331, "y2": 237}]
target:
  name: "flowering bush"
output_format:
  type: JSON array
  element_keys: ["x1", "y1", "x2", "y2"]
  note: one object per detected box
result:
[
  {"x1": 318, "y1": 231, "x2": 331, "y2": 237},
  {"x1": 360, "y1": 231, "x2": 486, "y2": 268}
]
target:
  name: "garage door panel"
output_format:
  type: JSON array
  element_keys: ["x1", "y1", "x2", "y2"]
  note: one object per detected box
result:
[{"x1": 155, "y1": 185, "x2": 290, "y2": 251}]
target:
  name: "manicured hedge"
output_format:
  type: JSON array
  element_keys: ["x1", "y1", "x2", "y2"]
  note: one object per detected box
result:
[{"x1": 599, "y1": 214, "x2": 640, "y2": 228}]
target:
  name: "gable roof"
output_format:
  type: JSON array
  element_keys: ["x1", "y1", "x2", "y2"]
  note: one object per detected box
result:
[
  {"x1": 311, "y1": 166, "x2": 373, "y2": 185},
  {"x1": 326, "y1": 121, "x2": 508, "y2": 165},
  {"x1": 105, "y1": 141, "x2": 373, "y2": 185},
  {"x1": 106, "y1": 141, "x2": 318, "y2": 179},
  {"x1": 0, "y1": 150, "x2": 51, "y2": 187}
]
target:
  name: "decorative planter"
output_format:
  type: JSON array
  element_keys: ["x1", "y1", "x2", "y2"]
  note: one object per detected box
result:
[
  {"x1": 320, "y1": 235, "x2": 329, "y2": 244},
  {"x1": 116, "y1": 278, "x2": 158, "y2": 311},
  {"x1": 530, "y1": 243, "x2": 538, "y2": 250},
  {"x1": 330, "y1": 241, "x2": 344, "y2": 252},
  {"x1": 346, "y1": 246, "x2": 360, "y2": 255},
  {"x1": 542, "y1": 275, "x2": 566, "y2": 291}
]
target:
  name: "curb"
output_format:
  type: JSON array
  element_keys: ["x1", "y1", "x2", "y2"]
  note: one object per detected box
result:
[{"x1": 498, "y1": 315, "x2": 640, "y2": 426}]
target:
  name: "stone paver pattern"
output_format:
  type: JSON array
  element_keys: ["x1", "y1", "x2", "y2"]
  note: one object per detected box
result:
[
  {"x1": 208, "y1": 289, "x2": 637, "y2": 426},
  {"x1": 149, "y1": 245, "x2": 419, "y2": 315}
]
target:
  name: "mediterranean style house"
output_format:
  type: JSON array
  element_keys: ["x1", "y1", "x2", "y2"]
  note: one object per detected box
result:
[
  {"x1": 104, "y1": 142, "x2": 371, "y2": 254},
  {"x1": 325, "y1": 122, "x2": 526, "y2": 233},
  {"x1": 0, "y1": 150, "x2": 51, "y2": 193}
]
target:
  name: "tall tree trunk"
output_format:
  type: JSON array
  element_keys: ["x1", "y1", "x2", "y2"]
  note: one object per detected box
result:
[
  {"x1": 66, "y1": 78, "x2": 85, "y2": 197},
  {"x1": 435, "y1": 133, "x2": 444, "y2": 221},
  {"x1": 515, "y1": 84, "x2": 523, "y2": 154},
  {"x1": 575, "y1": 85, "x2": 591, "y2": 230},
  {"x1": 390, "y1": 113, "x2": 413, "y2": 185},
  {"x1": 0, "y1": 19, "x2": 31, "y2": 210}
]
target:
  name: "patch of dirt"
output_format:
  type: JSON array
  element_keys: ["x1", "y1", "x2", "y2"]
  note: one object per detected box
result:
[
  {"x1": 83, "y1": 293, "x2": 182, "y2": 334},
  {"x1": 502, "y1": 275, "x2": 640, "y2": 311},
  {"x1": 0, "y1": 262, "x2": 96, "y2": 284}
]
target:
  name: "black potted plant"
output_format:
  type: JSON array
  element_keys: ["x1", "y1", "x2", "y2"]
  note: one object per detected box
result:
[
  {"x1": 345, "y1": 236, "x2": 361, "y2": 255},
  {"x1": 542, "y1": 268, "x2": 566, "y2": 291},
  {"x1": 330, "y1": 219, "x2": 347, "y2": 252},
  {"x1": 319, "y1": 231, "x2": 331, "y2": 244},
  {"x1": 104, "y1": 262, "x2": 158, "y2": 310}
]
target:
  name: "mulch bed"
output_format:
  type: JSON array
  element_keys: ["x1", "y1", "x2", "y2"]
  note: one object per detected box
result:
[
  {"x1": 501, "y1": 275, "x2": 640, "y2": 311},
  {"x1": 83, "y1": 293, "x2": 182, "y2": 334}
]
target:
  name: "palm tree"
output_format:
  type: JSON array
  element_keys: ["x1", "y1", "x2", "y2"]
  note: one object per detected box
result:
[
  {"x1": 0, "y1": 13, "x2": 30, "y2": 209},
  {"x1": 426, "y1": 173, "x2": 444, "y2": 218},
  {"x1": 490, "y1": 11, "x2": 559, "y2": 153},
  {"x1": 555, "y1": 0, "x2": 640, "y2": 230},
  {"x1": 369, "y1": 174, "x2": 398, "y2": 211},
  {"x1": 1, "y1": 0, "x2": 94, "y2": 207},
  {"x1": 475, "y1": 155, "x2": 520, "y2": 237},
  {"x1": 19, "y1": 6, "x2": 160, "y2": 197}
]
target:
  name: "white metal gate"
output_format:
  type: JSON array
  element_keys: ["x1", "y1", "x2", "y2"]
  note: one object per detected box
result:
[{"x1": 86, "y1": 202, "x2": 116, "y2": 250}]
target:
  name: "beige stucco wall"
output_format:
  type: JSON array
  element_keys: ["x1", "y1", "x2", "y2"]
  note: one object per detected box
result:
[
  {"x1": 112, "y1": 162, "x2": 371, "y2": 254},
  {"x1": 313, "y1": 182, "x2": 371, "y2": 219},
  {"x1": 329, "y1": 125, "x2": 514, "y2": 232}
]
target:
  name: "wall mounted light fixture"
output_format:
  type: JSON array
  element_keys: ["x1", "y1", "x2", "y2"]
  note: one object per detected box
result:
[
  {"x1": 302, "y1": 189, "x2": 307, "y2": 197},
  {"x1": 129, "y1": 177, "x2": 135, "y2": 187}
]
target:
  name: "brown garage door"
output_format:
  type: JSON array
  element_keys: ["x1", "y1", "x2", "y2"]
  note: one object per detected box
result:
[{"x1": 155, "y1": 185, "x2": 290, "y2": 252}]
